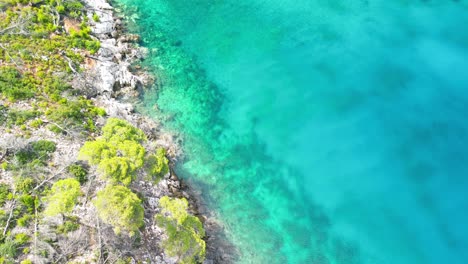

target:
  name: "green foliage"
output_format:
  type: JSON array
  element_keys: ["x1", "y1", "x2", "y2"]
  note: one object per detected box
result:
[
  {"x1": 5, "y1": 109, "x2": 40, "y2": 127},
  {"x1": 118, "y1": 140, "x2": 146, "y2": 168},
  {"x1": 90, "y1": 107, "x2": 106, "y2": 117},
  {"x1": 155, "y1": 196, "x2": 206, "y2": 264},
  {"x1": 79, "y1": 118, "x2": 146, "y2": 185},
  {"x1": 48, "y1": 124, "x2": 63, "y2": 134},
  {"x1": 14, "y1": 233, "x2": 30, "y2": 245},
  {"x1": 18, "y1": 194, "x2": 35, "y2": 213},
  {"x1": 115, "y1": 258, "x2": 132, "y2": 264},
  {"x1": 147, "y1": 148, "x2": 169, "y2": 181},
  {"x1": 98, "y1": 157, "x2": 136, "y2": 186},
  {"x1": 46, "y1": 98, "x2": 98, "y2": 128},
  {"x1": 63, "y1": 0, "x2": 84, "y2": 18},
  {"x1": 56, "y1": 216, "x2": 80, "y2": 234},
  {"x1": 67, "y1": 164, "x2": 88, "y2": 184},
  {"x1": 16, "y1": 214, "x2": 32, "y2": 227},
  {"x1": 78, "y1": 140, "x2": 116, "y2": 165},
  {"x1": 92, "y1": 13, "x2": 100, "y2": 22},
  {"x1": 0, "y1": 237, "x2": 17, "y2": 261},
  {"x1": 14, "y1": 140, "x2": 55, "y2": 167},
  {"x1": 14, "y1": 178, "x2": 35, "y2": 194},
  {"x1": 0, "y1": 67, "x2": 35, "y2": 101},
  {"x1": 31, "y1": 140, "x2": 56, "y2": 153},
  {"x1": 44, "y1": 178, "x2": 81, "y2": 216},
  {"x1": 0, "y1": 233, "x2": 27, "y2": 262},
  {"x1": 93, "y1": 185, "x2": 144, "y2": 236},
  {"x1": 0, "y1": 183, "x2": 10, "y2": 206},
  {"x1": 29, "y1": 118, "x2": 43, "y2": 128},
  {"x1": 102, "y1": 118, "x2": 146, "y2": 144}
]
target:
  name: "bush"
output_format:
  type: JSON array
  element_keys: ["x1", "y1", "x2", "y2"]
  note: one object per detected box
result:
[
  {"x1": 14, "y1": 178, "x2": 35, "y2": 193},
  {"x1": 16, "y1": 214, "x2": 32, "y2": 227},
  {"x1": 78, "y1": 140, "x2": 116, "y2": 165},
  {"x1": 14, "y1": 233, "x2": 30, "y2": 245},
  {"x1": 67, "y1": 164, "x2": 88, "y2": 184},
  {"x1": 92, "y1": 13, "x2": 100, "y2": 22},
  {"x1": 56, "y1": 216, "x2": 80, "y2": 234},
  {"x1": 93, "y1": 185, "x2": 144, "y2": 236},
  {"x1": 14, "y1": 140, "x2": 56, "y2": 166},
  {"x1": 0, "y1": 237, "x2": 17, "y2": 261},
  {"x1": 6, "y1": 109, "x2": 40, "y2": 126},
  {"x1": 44, "y1": 178, "x2": 81, "y2": 216},
  {"x1": 48, "y1": 124, "x2": 64, "y2": 134},
  {"x1": 0, "y1": 67, "x2": 35, "y2": 101},
  {"x1": 79, "y1": 119, "x2": 146, "y2": 185},
  {"x1": 155, "y1": 196, "x2": 206, "y2": 264},
  {"x1": 98, "y1": 157, "x2": 136, "y2": 186},
  {"x1": 102, "y1": 118, "x2": 146, "y2": 144},
  {"x1": 147, "y1": 148, "x2": 169, "y2": 181},
  {"x1": 0, "y1": 183, "x2": 10, "y2": 206},
  {"x1": 29, "y1": 118, "x2": 43, "y2": 128},
  {"x1": 18, "y1": 194, "x2": 35, "y2": 213},
  {"x1": 31, "y1": 140, "x2": 56, "y2": 153}
]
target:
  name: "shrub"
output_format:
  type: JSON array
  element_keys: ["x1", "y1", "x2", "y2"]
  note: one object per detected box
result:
[
  {"x1": 56, "y1": 216, "x2": 80, "y2": 234},
  {"x1": 15, "y1": 140, "x2": 56, "y2": 166},
  {"x1": 29, "y1": 119, "x2": 43, "y2": 128},
  {"x1": 78, "y1": 140, "x2": 116, "y2": 165},
  {"x1": 102, "y1": 118, "x2": 146, "y2": 144},
  {"x1": 147, "y1": 148, "x2": 169, "y2": 181},
  {"x1": 0, "y1": 183, "x2": 10, "y2": 206},
  {"x1": 0, "y1": 67, "x2": 35, "y2": 101},
  {"x1": 16, "y1": 214, "x2": 32, "y2": 227},
  {"x1": 14, "y1": 178, "x2": 35, "y2": 193},
  {"x1": 48, "y1": 124, "x2": 64, "y2": 134},
  {"x1": 18, "y1": 194, "x2": 35, "y2": 213},
  {"x1": 98, "y1": 157, "x2": 135, "y2": 186},
  {"x1": 67, "y1": 164, "x2": 88, "y2": 184},
  {"x1": 0, "y1": 237, "x2": 17, "y2": 260},
  {"x1": 14, "y1": 233, "x2": 30, "y2": 245},
  {"x1": 90, "y1": 107, "x2": 106, "y2": 117},
  {"x1": 79, "y1": 119, "x2": 147, "y2": 185},
  {"x1": 117, "y1": 141, "x2": 146, "y2": 168},
  {"x1": 93, "y1": 185, "x2": 144, "y2": 236},
  {"x1": 31, "y1": 140, "x2": 56, "y2": 153},
  {"x1": 6, "y1": 109, "x2": 40, "y2": 126},
  {"x1": 44, "y1": 178, "x2": 81, "y2": 216},
  {"x1": 92, "y1": 13, "x2": 100, "y2": 22},
  {"x1": 155, "y1": 196, "x2": 206, "y2": 264}
]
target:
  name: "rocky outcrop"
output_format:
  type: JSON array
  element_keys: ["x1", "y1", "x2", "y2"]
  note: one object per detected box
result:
[{"x1": 83, "y1": 0, "x2": 149, "y2": 100}]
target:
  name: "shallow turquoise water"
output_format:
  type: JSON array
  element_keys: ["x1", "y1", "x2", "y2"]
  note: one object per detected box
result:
[{"x1": 114, "y1": 1, "x2": 468, "y2": 263}]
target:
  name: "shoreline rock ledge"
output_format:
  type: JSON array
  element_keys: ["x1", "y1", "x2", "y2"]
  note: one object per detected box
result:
[{"x1": 80, "y1": 0, "x2": 239, "y2": 263}]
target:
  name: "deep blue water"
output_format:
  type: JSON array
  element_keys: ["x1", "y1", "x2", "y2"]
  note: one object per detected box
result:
[{"x1": 115, "y1": 1, "x2": 468, "y2": 263}]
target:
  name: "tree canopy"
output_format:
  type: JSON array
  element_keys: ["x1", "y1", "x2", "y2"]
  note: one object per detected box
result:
[
  {"x1": 155, "y1": 196, "x2": 206, "y2": 264},
  {"x1": 44, "y1": 178, "x2": 81, "y2": 216},
  {"x1": 93, "y1": 185, "x2": 144, "y2": 236},
  {"x1": 78, "y1": 118, "x2": 146, "y2": 185},
  {"x1": 78, "y1": 140, "x2": 116, "y2": 165},
  {"x1": 101, "y1": 118, "x2": 146, "y2": 144},
  {"x1": 147, "y1": 148, "x2": 169, "y2": 181}
]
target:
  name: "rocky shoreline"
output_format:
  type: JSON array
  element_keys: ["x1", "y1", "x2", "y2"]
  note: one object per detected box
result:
[{"x1": 80, "y1": 0, "x2": 238, "y2": 263}]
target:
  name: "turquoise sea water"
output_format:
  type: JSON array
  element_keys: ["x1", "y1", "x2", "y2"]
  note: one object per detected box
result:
[{"x1": 114, "y1": 1, "x2": 468, "y2": 263}]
